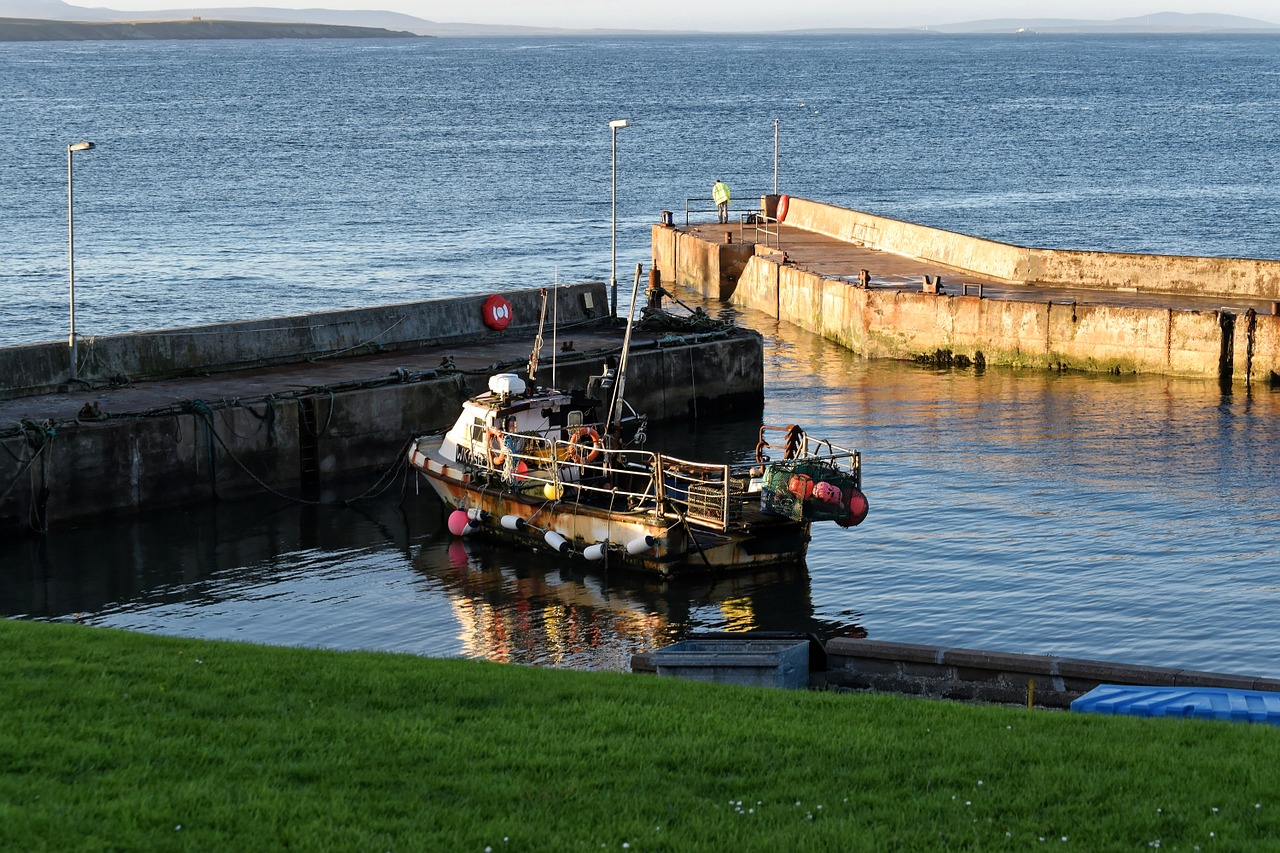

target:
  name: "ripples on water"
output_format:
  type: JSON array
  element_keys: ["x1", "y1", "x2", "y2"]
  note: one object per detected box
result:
[
  {"x1": 3, "y1": 34, "x2": 1280, "y2": 343},
  {"x1": 4, "y1": 312, "x2": 1279, "y2": 677},
  {"x1": 3, "y1": 34, "x2": 1280, "y2": 676}
]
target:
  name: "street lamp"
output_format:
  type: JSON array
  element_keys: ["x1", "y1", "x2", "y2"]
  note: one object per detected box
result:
[
  {"x1": 609, "y1": 118, "x2": 629, "y2": 318},
  {"x1": 67, "y1": 140, "x2": 95, "y2": 381},
  {"x1": 773, "y1": 118, "x2": 780, "y2": 196}
]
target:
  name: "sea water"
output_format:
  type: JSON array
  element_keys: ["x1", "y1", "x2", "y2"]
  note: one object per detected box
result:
[{"x1": 2, "y1": 34, "x2": 1279, "y2": 675}]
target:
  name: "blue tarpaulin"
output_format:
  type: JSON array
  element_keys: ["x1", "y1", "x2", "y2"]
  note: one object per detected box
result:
[{"x1": 1071, "y1": 684, "x2": 1280, "y2": 726}]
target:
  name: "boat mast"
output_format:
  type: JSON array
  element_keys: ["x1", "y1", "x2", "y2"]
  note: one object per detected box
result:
[
  {"x1": 605, "y1": 263, "x2": 643, "y2": 437},
  {"x1": 551, "y1": 270, "x2": 559, "y2": 387},
  {"x1": 528, "y1": 286, "x2": 548, "y2": 382}
]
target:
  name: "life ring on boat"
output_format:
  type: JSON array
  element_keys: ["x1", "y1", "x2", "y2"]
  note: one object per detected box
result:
[
  {"x1": 482, "y1": 294, "x2": 513, "y2": 330},
  {"x1": 486, "y1": 427, "x2": 506, "y2": 467},
  {"x1": 567, "y1": 426, "x2": 603, "y2": 463},
  {"x1": 777, "y1": 194, "x2": 790, "y2": 223}
]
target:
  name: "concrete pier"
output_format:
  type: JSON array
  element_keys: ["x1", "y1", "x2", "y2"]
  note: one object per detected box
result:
[
  {"x1": 0, "y1": 282, "x2": 764, "y2": 536},
  {"x1": 652, "y1": 197, "x2": 1280, "y2": 384}
]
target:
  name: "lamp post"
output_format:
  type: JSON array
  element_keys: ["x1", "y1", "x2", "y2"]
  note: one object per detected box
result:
[
  {"x1": 609, "y1": 118, "x2": 629, "y2": 318},
  {"x1": 67, "y1": 140, "x2": 95, "y2": 381},
  {"x1": 773, "y1": 118, "x2": 780, "y2": 195}
]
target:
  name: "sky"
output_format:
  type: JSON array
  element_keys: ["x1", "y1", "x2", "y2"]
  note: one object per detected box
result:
[{"x1": 68, "y1": 1, "x2": 1280, "y2": 30}]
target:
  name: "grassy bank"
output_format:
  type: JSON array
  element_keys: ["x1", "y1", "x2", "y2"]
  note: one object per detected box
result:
[{"x1": 2, "y1": 619, "x2": 1278, "y2": 851}]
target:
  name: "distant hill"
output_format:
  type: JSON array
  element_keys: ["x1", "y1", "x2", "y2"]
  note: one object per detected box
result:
[
  {"x1": 927, "y1": 12, "x2": 1279, "y2": 34},
  {"x1": 0, "y1": 15, "x2": 420, "y2": 39},
  {"x1": 0, "y1": 2, "x2": 1276, "y2": 38}
]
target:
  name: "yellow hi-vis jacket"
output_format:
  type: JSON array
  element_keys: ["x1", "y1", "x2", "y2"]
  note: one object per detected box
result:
[{"x1": 712, "y1": 181, "x2": 730, "y2": 205}]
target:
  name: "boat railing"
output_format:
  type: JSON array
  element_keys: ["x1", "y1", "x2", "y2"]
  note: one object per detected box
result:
[
  {"x1": 752, "y1": 425, "x2": 862, "y2": 488},
  {"x1": 469, "y1": 427, "x2": 744, "y2": 532}
]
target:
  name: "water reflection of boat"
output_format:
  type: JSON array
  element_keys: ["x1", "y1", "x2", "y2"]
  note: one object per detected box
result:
[
  {"x1": 413, "y1": 535, "x2": 864, "y2": 669},
  {"x1": 408, "y1": 372, "x2": 869, "y2": 576}
]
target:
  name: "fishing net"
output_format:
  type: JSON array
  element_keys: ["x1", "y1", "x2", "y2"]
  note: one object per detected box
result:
[{"x1": 759, "y1": 459, "x2": 862, "y2": 524}]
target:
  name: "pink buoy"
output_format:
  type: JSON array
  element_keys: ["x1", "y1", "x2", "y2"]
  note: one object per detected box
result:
[
  {"x1": 813, "y1": 480, "x2": 842, "y2": 504},
  {"x1": 447, "y1": 509, "x2": 472, "y2": 536}
]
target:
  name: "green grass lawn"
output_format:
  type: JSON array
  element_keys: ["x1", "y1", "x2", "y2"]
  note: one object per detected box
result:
[{"x1": 2, "y1": 618, "x2": 1278, "y2": 851}]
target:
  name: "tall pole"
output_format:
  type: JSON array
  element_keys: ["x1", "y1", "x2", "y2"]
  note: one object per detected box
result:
[
  {"x1": 67, "y1": 140, "x2": 94, "y2": 381},
  {"x1": 609, "y1": 119, "x2": 628, "y2": 319},
  {"x1": 773, "y1": 118, "x2": 780, "y2": 196}
]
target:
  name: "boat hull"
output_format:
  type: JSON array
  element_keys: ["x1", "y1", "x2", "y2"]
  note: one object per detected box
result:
[{"x1": 410, "y1": 447, "x2": 810, "y2": 576}]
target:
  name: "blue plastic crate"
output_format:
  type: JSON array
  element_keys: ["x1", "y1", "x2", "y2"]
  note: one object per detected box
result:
[{"x1": 1072, "y1": 684, "x2": 1280, "y2": 726}]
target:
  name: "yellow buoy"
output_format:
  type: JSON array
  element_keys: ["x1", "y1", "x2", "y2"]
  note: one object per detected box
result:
[{"x1": 543, "y1": 482, "x2": 564, "y2": 500}]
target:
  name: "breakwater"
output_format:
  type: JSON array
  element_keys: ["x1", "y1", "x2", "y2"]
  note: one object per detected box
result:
[
  {"x1": 0, "y1": 283, "x2": 764, "y2": 536},
  {"x1": 651, "y1": 198, "x2": 1280, "y2": 384}
]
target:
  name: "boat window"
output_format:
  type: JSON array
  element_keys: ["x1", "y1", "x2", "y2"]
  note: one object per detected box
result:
[
  {"x1": 469, "y1": 419, "x2": 485, "y2": 444},
  {"x1": 567, "y1": 411, "x2": 583, "y2": 427}
]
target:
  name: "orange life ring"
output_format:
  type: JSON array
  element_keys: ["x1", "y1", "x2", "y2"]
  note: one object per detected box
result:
[
  {"x1": 777, "y1": 194, "x2": 790, "y2": 223},
  {"x1": 486, "y1": 427, "x2": 506, "y2": 467},
  {"x1": 567, "y1": 426, "x2": 602, "y2": 463},
  {"x1": 482, "y1": 294, "x2": 513, "y2": 330}
]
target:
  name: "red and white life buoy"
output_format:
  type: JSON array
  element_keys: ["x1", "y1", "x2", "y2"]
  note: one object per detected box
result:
[
  {"x1": 777, "y1": 194, "x2": 790, "y2": 223},
  {"x1": 482, "y1": 294, "x2": 513, "y2": 330},
  {"x1": 567, "y1": 426, "x2": 603, "y2": 464}
]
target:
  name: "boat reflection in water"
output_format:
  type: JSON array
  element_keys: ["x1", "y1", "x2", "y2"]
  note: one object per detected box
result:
[{"x1": 414, "y1": 534, "x2": 861, "y2": 670}]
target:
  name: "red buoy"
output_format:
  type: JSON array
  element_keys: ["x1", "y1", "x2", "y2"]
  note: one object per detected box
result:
[
  {"x1": 836, "y1": 489, "x2": 869, "y2": 528},
  {"x1": 482, "y1": 294, "x2": 513, "y2": 330},
  {"x1": 777, "y1": 194, "x2": 790, "y2": 223}
]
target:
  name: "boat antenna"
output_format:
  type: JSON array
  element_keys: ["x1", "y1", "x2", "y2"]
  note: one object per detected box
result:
[
  {"x1": 605, "y1": 263, "x2": 643, "y2": 436},
  {"x1": 551, "y1": 268, "x2": 559, "y2": 387},
  {"x1": 528, "y1": 286, "x2": 548, "y2": 382}
]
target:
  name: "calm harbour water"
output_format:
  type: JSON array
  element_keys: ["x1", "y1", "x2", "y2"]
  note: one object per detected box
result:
[{"x1": 3, "y1": 34, "x2": 1280, "y2": 675}]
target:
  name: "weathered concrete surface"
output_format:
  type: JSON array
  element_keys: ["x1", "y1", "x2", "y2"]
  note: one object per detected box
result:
[
  {"x1": 0, "y1": 283, "x2": 606, "y2": 401},
  {"x1": 825, "y1": 638, "x2": 1280, "y2": 709},
  {"x1": 784, "y1": 196, "x2": 1280, "y2": 300},
  {"x1": 0, "y1": 286, "x2": 764, "y2": 537},
  {"x1": 654, "y1": 217, "x2": 1280, "y2": 383},
  {"x1": 651, "y1": 223, "x2": 755, "y2": 300}
]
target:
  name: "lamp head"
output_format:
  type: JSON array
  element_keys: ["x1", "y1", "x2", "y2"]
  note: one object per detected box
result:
[
  {"x1": 68, "y1": 141, "x2": 95, "y2": 152},
  {"x1": 609, "y1": 119, "x2": 629, "y2": 129}
]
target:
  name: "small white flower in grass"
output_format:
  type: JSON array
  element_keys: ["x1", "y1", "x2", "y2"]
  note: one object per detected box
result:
[
  {"x1": 817, "y1": 805, "x2": 823, "y2": 810},
  {"x1": 1210, "y1": 832, "x2": 1215, "y2": 838},
  {"x1": 175, "y1": 826, "x2": 182, "y2": 832},
  {"x1": 978, "y1": 780, "x2": 984, "y2": 786},
  {"x1": 623, "y1": 844, "x2": 631, "y2": 849},
  {"x1": 1061, "y1": 837, "x2": 1068, "y2": 843},
  {"x1": 1212, "y1": 807, "x2": 1219, "y2": 813}
]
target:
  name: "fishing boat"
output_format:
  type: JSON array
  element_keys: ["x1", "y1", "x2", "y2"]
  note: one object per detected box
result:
[
  {"x1": 407, "y1": 276, "x2": 867, "y2": 575},
  {"x1": 407, "y1": 369, "x2": 867, "y2": 575}
]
